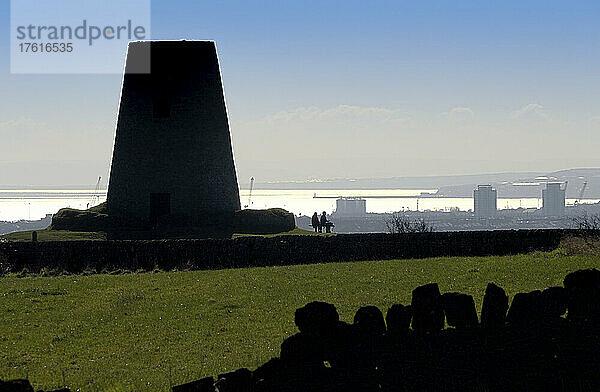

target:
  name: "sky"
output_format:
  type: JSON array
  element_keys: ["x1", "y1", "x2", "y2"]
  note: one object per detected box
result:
[{"x1": 1, "y1": 0, "x2": 599, "y2": 187}]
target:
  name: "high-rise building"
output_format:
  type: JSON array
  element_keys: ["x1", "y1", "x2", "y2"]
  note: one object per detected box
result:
[
  {"x1": 542, "y1": 183, "x2": 565, "y2": 216},
  {"x1": 334, "y1": 197, "x2": 367, "y2": 217},
  {"x1": 107, "y1": 41, "x2": 241, "y2": 225},
  {"x1": 474, "y1": 185, "x2": 497, "y2": 217}
]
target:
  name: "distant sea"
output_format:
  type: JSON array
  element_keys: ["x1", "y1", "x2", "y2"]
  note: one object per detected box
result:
[{"x1": 1, "y1": 189, "x2": 598, "y2": 222}]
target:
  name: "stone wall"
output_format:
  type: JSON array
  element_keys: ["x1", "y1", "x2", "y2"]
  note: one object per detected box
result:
[
  {"x1": 0, "y1": 229, "x2": 583, "y2": 275},
  {"x1": 173, "y1": 268, "x2": 600, "y2": 392},
  {"x1": 0, "y1": 378, "x2": 67, "y2": 392}
]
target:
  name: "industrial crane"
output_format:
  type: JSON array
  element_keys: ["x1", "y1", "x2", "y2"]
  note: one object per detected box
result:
[
  {"x1": 244, "y1": 177, "x2": 254, "y2": 209},
  {"x1": 88, "y1": 176, "x2": 102, "y2": 209}
]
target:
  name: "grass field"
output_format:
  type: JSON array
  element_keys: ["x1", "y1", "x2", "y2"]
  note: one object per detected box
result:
[{"x1": 1, "y1": 245, "x2": 599, "y2": 391}]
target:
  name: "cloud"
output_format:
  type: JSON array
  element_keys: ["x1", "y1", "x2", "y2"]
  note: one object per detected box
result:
[
  {"x1": 231, "y1": 105, "x2": 420, "y2": 180},
  {"x1": 443, "y1": 107, "x2": 474, "y2": 121},
  {"x1": 259, "y1": 105, "x2": 410, "y2": 125},
  {"x1": 227, "y1": 102, "x2": 594, "y2": 182},
  {"x1": 510, "y1": 103, "x2": 548, "y2": 119}
]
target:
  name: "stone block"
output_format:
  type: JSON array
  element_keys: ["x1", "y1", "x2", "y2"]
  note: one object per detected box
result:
[
  {"x1": 172, "y1": 376, "x2": 215, "y2": 392},
  {"x1": 385, "y1": 304, "x2": 412, "y2": 334},
  {"x1": 540, "y1": 286, "x2": 567, "y2": 319},
  {"x1": 215, "y1": 368, "x2": 252, "y2": 392},
  {"x1": 411, "y1": 283, "x2": 444, "y2": 333},
  {"x1": 563, "y1": 268, "x2": 600, "y2": 321},
  {"x1": 294, "y1": 301, "x2": 339, "y2": 336},
  {"x1": 353, "y1": 306, "x2": 386, "y2": 336},
  {"x1": 280, "y1": 333, "x2": 322, "y2": 363},
  {"x1": 507, "y1": 290, "x2": 542, "y2": 326},
  {"x1": 442, "y1": 292, "x2": 478, "y2": 328},
  {"x1": 481, "y1": 282, "x2": 508, "y2": 329},
  {"x1": 0, "y1": 379, "x2": 34, "y2": 392}
]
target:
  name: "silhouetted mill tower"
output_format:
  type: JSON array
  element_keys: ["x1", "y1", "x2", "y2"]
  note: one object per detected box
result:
[{"x1": 107, "y1": 41, "x2": 241, "y2": 225}]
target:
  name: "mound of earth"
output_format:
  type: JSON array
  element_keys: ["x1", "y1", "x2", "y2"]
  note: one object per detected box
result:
[{"x1": 50, "y1": 202, "x2": 295, "y2": 238}]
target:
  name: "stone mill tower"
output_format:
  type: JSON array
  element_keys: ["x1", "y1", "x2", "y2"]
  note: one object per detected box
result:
[{"x1": 106, "y1": 41, "x2": 241, "y2": 225}]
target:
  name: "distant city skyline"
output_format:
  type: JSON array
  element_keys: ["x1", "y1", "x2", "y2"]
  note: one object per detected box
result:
[{"x1": 1, "y1": 0, "x2": 599, "y2": 186}]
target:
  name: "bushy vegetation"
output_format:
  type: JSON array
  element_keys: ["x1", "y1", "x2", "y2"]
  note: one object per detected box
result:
[
  {"x1": 1, "y1": 247, "x2": 599, "y2": 391},
  {"x1": 556, "y1": 234, "x2": 600, "y2": 255},
  {"x1": 50, "y1": 202, "x2": 113, "y2": 232},
  {"x1": 570, "y1": 212, "x2": 600, "y2": 230},
  {"x1": 232, "y1": 208, "x2": 295, "y2": 234},
  {"x1": 385, "y1": 213, "x2": 434, "y2": 234}
]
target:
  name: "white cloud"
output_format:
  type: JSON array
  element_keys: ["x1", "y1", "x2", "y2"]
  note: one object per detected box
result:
[
  {"x1": 260, "y1": 105, "x2": 410, "y2": 124},
  {"x1": 230, "y1": 102, "x2": 595, "y2": 181},
  {"x1": 443, "y1": 107, "x2": 474, "y2": 121},
  {"x1": 510, "y1": 103, "x2": 548, "y2": 119},
  {"x1": 231, "y1": 105, "x2": 419, "y2": 180}
]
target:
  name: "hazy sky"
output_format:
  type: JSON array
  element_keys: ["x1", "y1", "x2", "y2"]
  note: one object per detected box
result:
[{"x1": 1, "y1": 0, "x2": 599, "y2": 187}]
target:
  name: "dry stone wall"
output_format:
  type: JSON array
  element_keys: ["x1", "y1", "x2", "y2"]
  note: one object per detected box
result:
[
  {"x1": 0, "y1": 229, "x2": 574, "y2": 275},
  {"x1": 174, "y1": 268, "x2": 600, "y2": 392}
]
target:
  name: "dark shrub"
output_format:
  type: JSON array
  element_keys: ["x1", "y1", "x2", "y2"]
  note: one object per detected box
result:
[{"x1": 233, "y1": 208, "x2": 295, "y2": 234}]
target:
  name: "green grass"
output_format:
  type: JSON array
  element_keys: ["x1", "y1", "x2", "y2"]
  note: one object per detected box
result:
[
  {"x1": 1, "y1": 249, "x2": 599, "y2": 391},
  {"x1": 232, "y1": 227, "x2": 334, "y2": 238}
]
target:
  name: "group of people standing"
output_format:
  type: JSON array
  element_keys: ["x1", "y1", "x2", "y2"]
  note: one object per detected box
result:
[{"x1": 311, "y1": 211, "x2": 333, "y2": 233}]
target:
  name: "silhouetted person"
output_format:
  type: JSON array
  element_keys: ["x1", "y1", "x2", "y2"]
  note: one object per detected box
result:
[
  {"x1": 311, "y1": 212, "x2": 320, "y2": 232},
  {"x1": 320, "y1": 211, "x2": 327, "y2": 233}
]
